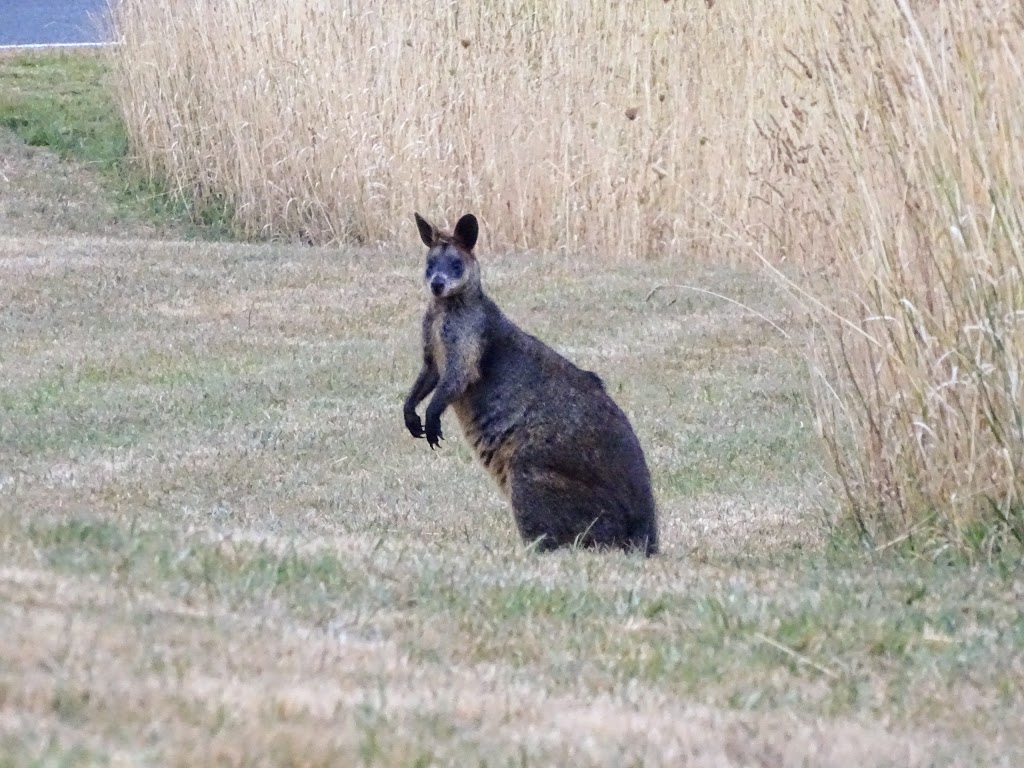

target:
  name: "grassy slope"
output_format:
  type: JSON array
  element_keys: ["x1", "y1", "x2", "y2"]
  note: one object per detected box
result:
[
  {"x1": 0, "y1": 52, "x2": 231, "y2": 239},
  {"x1": 0, "y1": 56, "x2": 1022, "y2": 767}
]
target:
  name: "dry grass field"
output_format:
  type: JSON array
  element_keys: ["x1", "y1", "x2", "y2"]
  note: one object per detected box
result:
[
  {"x1": 3, "y1": 0, "x2": 1024, "y2": 759},
  {"x1": 109, "y1": 0, "x2": 1024, "y2": 550},
  {"x1": 2, "y1": 115, "x2": 1024, "y2": 764}
]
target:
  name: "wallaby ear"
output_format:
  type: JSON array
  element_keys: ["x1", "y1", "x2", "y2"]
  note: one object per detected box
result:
[
  {"x1": 453, "y1": 213, "x2": 479, "y2": 251},
  {"x1": 414, "y1": 212, "x2": 437, "y2": 247}
]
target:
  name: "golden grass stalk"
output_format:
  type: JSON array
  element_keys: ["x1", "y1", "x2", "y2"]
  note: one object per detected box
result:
[
  {"x1": 806, "y1": 0, "x2": 1024, "y2": 553},
  {"x1": 107, "y1": 0, "x2": 829, "y2": 256}
]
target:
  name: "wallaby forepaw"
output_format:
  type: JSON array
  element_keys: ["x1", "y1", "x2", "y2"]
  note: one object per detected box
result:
[
  {"x1": 425, "y1": 418, "x2": 444, "y2": 449},
  {"x1": 404, "y1": 410, "x2": 425, "y2": 438}
]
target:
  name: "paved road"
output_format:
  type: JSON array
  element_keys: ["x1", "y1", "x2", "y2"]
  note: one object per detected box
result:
[{"x1": 0, "y1": 0, "x2": 111, "y2": 46}]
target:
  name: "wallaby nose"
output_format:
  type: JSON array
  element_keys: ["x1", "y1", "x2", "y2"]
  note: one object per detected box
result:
[{"x1": 430, "y1": 279, "x2": 445, "y2": 296}]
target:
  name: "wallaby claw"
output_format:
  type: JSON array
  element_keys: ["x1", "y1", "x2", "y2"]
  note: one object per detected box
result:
[
  {"x1": 424, "y1": 405, "x2": 444, "y2": 448},
  {"x1": 426, "y1": 421, "x2": 443, "y2": 449},
  {"x1": 404, "y1": 411, "x2": 425, "y2": 438}
]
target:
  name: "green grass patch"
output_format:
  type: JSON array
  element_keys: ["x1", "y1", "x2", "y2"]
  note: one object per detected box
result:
[
  {"x1": 0, "y1": 56, "x2": 125, "y2": 161},
  {"x1": 0, "y1": 240, "x2": 1019, "y2": 764},
  {"x1": 0, "y1": 54, "x2": 233, "y2": 238},
  {"x1": 0, "y1": 738, "x2": 107, "y2": 768},
  {"x1": 25, "y1": 515, "x2": 360, "y2": 607},
  {"x1": 18, "y1": 512, "x2": 1024, "y2": 728},
  {"x1": 0, "y1": 352, "x2": 276, "y2": 456}
]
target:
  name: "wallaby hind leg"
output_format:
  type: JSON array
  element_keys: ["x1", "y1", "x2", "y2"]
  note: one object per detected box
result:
[{"x1": 508, "y1": 465, "x2": 636, "y2": 552}]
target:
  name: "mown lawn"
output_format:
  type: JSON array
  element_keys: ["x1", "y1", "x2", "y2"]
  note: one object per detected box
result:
[{"x1": 0, "y1": 53, "x2": 1021, "y2": 768}]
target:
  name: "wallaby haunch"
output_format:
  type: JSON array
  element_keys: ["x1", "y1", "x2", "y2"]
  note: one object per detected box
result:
[{"x1": 403, "y1": 213, "x2": 658, "y2": 555}]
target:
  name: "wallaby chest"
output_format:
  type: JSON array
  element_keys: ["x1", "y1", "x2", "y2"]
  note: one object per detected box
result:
[
  {"x1": 425, "y1": 302, "x2": 519, "y2": 489},
  {"x1": 427, "y1": 308, "x2": 449, "y2": 371},
  {"x1": 426, "y1": 303, "x2": 483, "y2": 376}
]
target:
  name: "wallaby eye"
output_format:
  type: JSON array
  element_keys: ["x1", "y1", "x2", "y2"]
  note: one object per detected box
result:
[
  {"x1": 450, "y1": 260, "x2": 464, "y2": 278},
  {"x1": 426, "y1": 257, "x2": 438, "y2": 271}
]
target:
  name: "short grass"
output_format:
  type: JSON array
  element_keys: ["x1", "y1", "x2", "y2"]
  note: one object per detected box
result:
[
  {"x1": 1, "y1": 228, "x2": 1022, "y2": 766},
  {"x1": 1, "y1": 51, "x2": 1022, "y2": 768},
  {"x1": 0, "y1": 52, "x2": 232, "y2": 239}
]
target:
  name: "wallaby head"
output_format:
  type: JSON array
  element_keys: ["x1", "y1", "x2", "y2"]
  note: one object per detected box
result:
[{"x1": 414, "y1": 212, "x2": 481, "y2": 300}]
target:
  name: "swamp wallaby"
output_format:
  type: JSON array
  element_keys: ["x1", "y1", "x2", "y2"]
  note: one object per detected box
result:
[{"x1": 403, "y1": 212, "x2": 658, "y2": 555}]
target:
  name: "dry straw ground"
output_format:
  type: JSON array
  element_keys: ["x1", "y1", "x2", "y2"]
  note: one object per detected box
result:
[{"x1": 2, "y1": 129, "x2": 1023, "y2": 765}]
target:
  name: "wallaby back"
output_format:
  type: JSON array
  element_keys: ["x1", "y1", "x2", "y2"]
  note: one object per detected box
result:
[{"x1": 404, "y1": 213, "x2": 658, "y2": 555}]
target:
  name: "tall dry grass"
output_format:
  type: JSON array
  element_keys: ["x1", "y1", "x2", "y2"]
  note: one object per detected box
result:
[
  {"x1": 108, "y1": 0, "x2": 829, "y2": 257},
  {"x1": 800, "y1": 0, "x2": 1024, "y2": 553},
  {"x1": 108, "y1": 0, "x2": 1023, "y2": 554}
]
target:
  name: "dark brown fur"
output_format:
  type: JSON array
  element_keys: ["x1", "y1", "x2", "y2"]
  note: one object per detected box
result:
[{"x1": 403, "y1": 213, "x2": 658, "y2": 555}]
